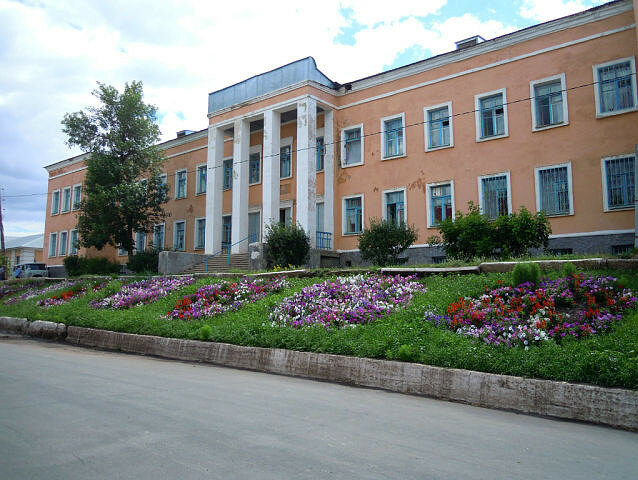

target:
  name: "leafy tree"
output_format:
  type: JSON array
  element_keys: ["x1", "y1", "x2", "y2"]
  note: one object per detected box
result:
[
  {"x1": 264, "y1": 222, "x2": 310, "y2": 268},
  {"x1": 358, "y1": 219, "x2": 418, "y2": 266},
  {"x1": 61, "y1": 81, "x2": 168, "y2": 254}
]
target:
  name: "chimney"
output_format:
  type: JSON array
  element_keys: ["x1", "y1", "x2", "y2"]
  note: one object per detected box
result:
[{"x1": 455, "y1": 35, "x2": 485, "y2": 50}]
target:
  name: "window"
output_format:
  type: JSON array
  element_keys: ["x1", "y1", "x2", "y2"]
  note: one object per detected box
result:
[
  {"x1": 135, "y1": 231, "x2": 146, "y2": 252},
  {"x1": 60, "y1": 187, "x2": 71, "y2": 213},
  {"x1": 612, "y1": 244, "x2": 633, "y2": 256},
  {"x1": 51, "y1": 190, "x2": 60, "y2": 215},
  {"x1": 48, "y1": 233, "x2": 58, "y2": 257},
  {"x1": 222, "y1": 216, "x2": 232, "y2": 250},
  {"x1": 593, "y1": 57, "x2": 637, "y2": 117},
  {"x1": 280, "y1": 145, "x2": 291, "y2": 179},
  {"x1": 160, "y1": 173, "x2": 168, "y2": 201},
  {"x1": 475, "y1": 89, "x2": 508, "y2": 141},
  {"x1": 531, "y1": 74, "x2": 568, "y2": 130},
  {"x1": 316, "y1": 137, "x2": 325, "y2": 171},
  {"x1": 343, "y1": 195, "x2": 363, "y2": 234},
  {"x1": 602, "y1": 155, "x2": 635, "y2": 211},
  {"x1": 174, "y1": 221, "x2": 185, "y2": 251},
  {"x1": 194, "y1": 218, "x2": 206, "y2": 249},
  {"x1": 248, "y1": 212, "x2": 260, "y2": 243},
  {"x1": 381, "y1": 114, "x2": 405, "y2": 159},
  {"x1": 316, "y1": 202, "x2": 324, "y2": 232},
  {"x1": 427, "y1": 182, "x2": 454, "y2": 227},
  {"x1": 383, "y1": 189, "x2": 405, "y2": 226},
  {"x1": 341, "y1": 125, "x2": 363, "y2": 167},
  {"x1": 249, "y1": 152, "x2": 261, "y2": 184},
  {"x1": 196, "y1": 164, "x2": 207, "y2": 194},
  {"x1": 69, "y1": 230, "x2": 78, "y2": 255},
  {"x1": 153, "y1": 224, "x2": 165, "y2": 250},
  {"x1": 59, "y1": 231, "x2": 68, "y2": 256},
  {"x1": 117, "y1": 245, "x2": 128, "y2": 256},
  {"x1": 535, "y1": 163, "x2": 573, "y2": 216},
  {"x1": 72, "y1": 184, "x2": 82, "y2": 210},
  {"x1": 223, "y1": 159, "x2": 233, "y2": 190},
  {"x1": 175, "y1": 170, "x2": 187, "y2": 199},
  {"x1": 479, "y1": 173, "x2": 511, "y2": 219},
  {"x1": 425, "y1": 103, "x2": 453, "y2": 150},
  {"x1": 279, "y1": 207, "x2": 292, "y2": 227}
]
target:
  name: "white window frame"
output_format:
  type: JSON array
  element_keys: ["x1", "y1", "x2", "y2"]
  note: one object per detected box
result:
[
  {"x1": 173, "y1": 220, "x2": 186, "y2": 251},
  {"x1": 477, "y1": 171, "x2": 512, "y2": 216},
  {"x1": 340, "y1": 124, "x2": 364, "y2": 168},
  {"x1": 342, "y1": 193, "x2": 365, "y2": 236},
  {"x1": 601, "y1": 154, "x2": 636, "y2": 212},
  {"x1": 60, "y1": 187, "x2": 71, "y2": 213},
  {"x1": 195, "y1": 164, "x2": 207, "y2": 195},
  {"x1": 249, "y1": 144, "x2": 262, "y2": 185},
  {"x1": 474, "y1": 88, "x2": 509, "y2": 142},
  {"x1": 424, "y1": 101, "x2": 454, "y2": 152},
  {"x1": 175, "y1": 169, "x2": 187, "y2": 199},
  {"x1": 69, "y1": 229, "x2": 79, "y2": 255},
  {"x1": 48, "y1": 232, "x2": 58, "y2": 258},
  {"x1": 51, "y1": 189, "x2": 60, "y2": 215},
  {"x1": 58, "y1": 230, "x2": 68, "y2": 256},
  {"x1": 193, "y1": 217, "x2": 206, "y2": 250},
  {"x1": 426, "y1": 180, "x2": 456, "y2": 227},
  {"x1": 593, "y1": 56, "x2": 638, "y2": 118},
  {"x1": 530, "y1": 73, "x2": 569, "y2": 132},
  {"x1": 72, "y1": 183, "x2": 82, "y2": 211},
  {"x1": 380, "y1": 113, "x2": 406, "y2": 160},
  {"x1": 152, "y1": 222, "x2": 166, "y2": 250},
  {"x1": 381, "y1": 187, "x2": 407, "y2": 225},
  {"x1": 534, "y1": 162, "x2": 574, "y2": 216},
  {"x1": 279, "y1": 137, "x2": 293, "y2": 180}
]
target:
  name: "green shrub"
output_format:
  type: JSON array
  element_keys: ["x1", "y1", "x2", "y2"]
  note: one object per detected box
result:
[
  {"x1": 437, "y1": 202, "x2": 551, "y2": 261},
  {"x1": 561, "y1": 262, "x2": 577, "y2": 277},
  {"x1": 358, "y1": 219, "x2": 418, "y2": 266},
  {"x1": 397, "y1": 344, "x2": 417, "y2": 362},
  {"x1": 127, "y1": 249, "x2": 159, "y2": 273},
  {"x1": 64, "y1": 256, "x2": 121, "y2": 276},
  {"x1": 264, "y1": 222, "x2": 310, "y2": 268},
  {"x1": 199, "y1": 325, "x2": 213, "y2": 341},
  {"x1": 512, "y1": 262, "x2": 541, "y2": 287},
  {"x1": 63, "y1": 255, "x2": 83, "y2": 276}
]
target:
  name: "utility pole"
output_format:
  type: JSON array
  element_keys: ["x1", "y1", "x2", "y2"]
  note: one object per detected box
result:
[{"x1": 0, "y1": 187, "x2": 5, "y2": 256}]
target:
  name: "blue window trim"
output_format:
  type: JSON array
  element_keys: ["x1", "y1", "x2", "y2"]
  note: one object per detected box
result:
[
  {"x1": 429, "y1": 184, "x2": 452, "y2": 225},
  {"x1": 534, "y1": 81, "x2": 563, "y2": 128},
  {"x1": 316, "y1": 137, "x2": 325, "y2": 171},
  {"x1": 383, "y1": 117, "x2": 404, "y2": 158},
  {"x1": 344, "y1": 197, "x2": 362, "y2": 234},
  {"x1": 344, "y1": 127, "x2": 362, "y2": 165},
  {"x1": 176, "y1": 170, "x2": 187, "y2": 199},
  {"x1": 428, "y1": 107, "x2": 450, "y2": 149},
  {"x1": 480, "y1": 94, "x2": 505, "y2": 138},
  {"x1": 598, "y1": 61, "x2": 634, "y2": 113},
  {"x1": 384, "y1": 191, "x2": 405, "y2": 226},
  {"x1": 605, "y1": 156, "x2": 635, "y2": 210}
]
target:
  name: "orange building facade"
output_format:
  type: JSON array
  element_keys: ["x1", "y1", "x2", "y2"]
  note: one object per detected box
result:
[{"x1": 44, "y1": 0, "x2": 638, "y2": 267}]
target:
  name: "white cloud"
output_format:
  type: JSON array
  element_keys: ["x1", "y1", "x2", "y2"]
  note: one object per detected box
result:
[
  {"x1": 519, "y1": 0, "x2": 606, "y2": 22},
  {"x1": 341, "y1": 0, "x2": 447, "y2": 25}
]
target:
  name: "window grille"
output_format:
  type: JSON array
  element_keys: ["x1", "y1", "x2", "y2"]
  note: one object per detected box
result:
[
  {"x1": 481, "y1": 175, "x2": 508, "y2": 219},
  {"x1": 429, "y1": 107, "x2": 450, "y2": 148},
  {"x1": 384, "y1": 118, "x2": 403, "y2": 157},
  {"x1": 535, "y1": 81, "x2": 563, "y2": 127},
  {"x1": 538, "y1": 166, "x2": 570, "y2": 215},
  {"x1": 598, "y1": 62, "x2": 634, "y2": 113},
  {"x1": 605, "y1": 156, "x2": 635, "y2": 209}
]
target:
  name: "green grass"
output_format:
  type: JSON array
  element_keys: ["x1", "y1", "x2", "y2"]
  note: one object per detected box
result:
[{"x1": 1, "y1": 269, "x2": 637, "y2": 389}]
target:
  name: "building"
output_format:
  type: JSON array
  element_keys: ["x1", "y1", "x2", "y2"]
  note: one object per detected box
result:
[
  {"x1": 4, "y1": 234, "x2": 44, "y2": 270},
  {"x1": 43, "y1": 0, "x2": 638, "y2": 269}
]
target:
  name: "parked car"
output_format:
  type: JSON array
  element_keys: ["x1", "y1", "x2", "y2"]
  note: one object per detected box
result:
[{"x1": 12, "y1": 263, "x2": 48, "y2": 278}]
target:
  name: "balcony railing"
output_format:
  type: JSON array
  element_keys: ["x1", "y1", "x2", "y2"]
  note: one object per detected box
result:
[{"x1": 316, "y1": 231, "x2": 332, "y2": 250}]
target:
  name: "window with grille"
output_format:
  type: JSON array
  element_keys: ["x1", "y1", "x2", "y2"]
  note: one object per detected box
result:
[
  {"x1": 480, "y1": 94, "x2": 505, "y2": 138},
  {"x1": 597, "y1": 60, "x2": 635, "y2": 114},
  {"x1": 196, "y1": 165, "x2": 207, "y2": 194},
  {"x1": 223, "y1": 160, "x2": 233, "y2": 190},
  {"x1": 195, "y1": 219, "x2": 206, "y2": 249},
  {"x1": 176, "y1": 170, "x2": 187, "y2": 198},
  {"x1": 537, "y1": 165, "x2": 571, "y2": 216},
  {"x1": 534, "y1": 81, "x2": 564, "y2": 127},
  {"x1": 343, "y1": 127, "x2": 362, "y2": 165},
  {"x1": 280, "y1": 145, "x2": 291, "y2": 178},
  {"x1": 174, "y1": 221, "x2": 185, "y2": 251},
  {"x1": 383, "y1": 116, "x2": 404, "y2": 158},
  {"x1": 316, "y1": 137, "x2": 325, "y2": 171},
  {"x1": 480, "y1": 175, "x2": 509, "y2": 219},
  {"x1": 429, "y1": 184, "x2": 452, "y2": 225},
  {"x1": 428, "y1": 106, "x2": 450, "y2": 148},
  {"x1": 249, "y1": 152, "x2": 260, "y2": 184},
  {"x1": 385, "y1": 190, "x2": 405, "y2": 225},
  {"x1": 604, "y1": 156, "x2": 635, "y2": 210},
  {"x1": 344, "y1": 196, "x2": 362, "y2": 234}
]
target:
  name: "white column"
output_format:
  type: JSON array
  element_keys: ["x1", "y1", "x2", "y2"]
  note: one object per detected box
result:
[
  {"x1": 262, "y1": 109, "x2": 280, "y2": 234},
  {"x1": 296, "y1": 97, "x2": 317, "y2": 247},
  {"x1": 323, "y1": 109, "x2": 334, "y2": 246},
  {"x1": 231, "y1": 118, "x2": 250, "y2": 253},
  {"x1": 205, "y1": 125, "x2": 224, "y2": 254}
]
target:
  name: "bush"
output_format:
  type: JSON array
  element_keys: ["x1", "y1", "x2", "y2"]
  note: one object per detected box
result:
[
  {"x1": 437, "y1": 202, "x2": 551, "y2": 261},
  {"x1": 199, "y1": 325, "x2": 213, "y2": 341},
  {"x1": 358, "y1": 219, "x2": 418, "y2": 267},
  {"x1": 63, "y1": 255, "x2": 121, "y2": 276},
  {"x1": 127, "y1": 249, "x2": 159, "y2": 273},
  {"x1": 562, "y1": 262, "x2": 577, "y2": 277},
  {"x1": 512, "y1": 262, "x2": 541, "y2": 287},
  {"x1": 264, "y1": 222, "x2": 310, "y2": 268}
]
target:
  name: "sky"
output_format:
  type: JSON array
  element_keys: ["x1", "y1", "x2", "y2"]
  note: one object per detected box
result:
[{"x1": 0, "y1": 0, "x2": 608, "y2": 237}]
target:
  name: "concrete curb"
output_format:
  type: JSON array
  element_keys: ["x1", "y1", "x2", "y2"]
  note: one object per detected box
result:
[{"x1": 2, "y1": 317, "x2": 637, "y2": 430}]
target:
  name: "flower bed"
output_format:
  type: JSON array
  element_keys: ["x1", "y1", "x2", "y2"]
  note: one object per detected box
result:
[
  {"x1": 3, "y1": 281, "x2": 76, "y2": 305},
  {"x1": 424, "y1": 275, "x2": 637, "y2": 348},
  {"x1": 270, "y1": 274, "x2": 426, "y2": 329},
  {"x1": 167, "y1": 277, "x2": 288, "y2": 320},
  {"x1": 90, "y1": 276, "x2": 194, "y2": 309},
  {"x1": 37, "y1": 281, "x2": 108, "y2": 308}
]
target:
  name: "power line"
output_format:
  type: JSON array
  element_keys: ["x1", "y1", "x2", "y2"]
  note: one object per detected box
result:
[{"x1": 1, "y1": 73, "x2": 635, "y2": 201}]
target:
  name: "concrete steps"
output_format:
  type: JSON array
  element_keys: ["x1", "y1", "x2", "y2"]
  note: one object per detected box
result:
[{"x1": 181, "y1": 253, "x2": 250, "y2": 274}]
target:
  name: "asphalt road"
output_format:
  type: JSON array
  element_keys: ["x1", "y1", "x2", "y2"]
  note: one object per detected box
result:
[{"x1": 1, "y1": 337, "x2": 637, "y2": 480}]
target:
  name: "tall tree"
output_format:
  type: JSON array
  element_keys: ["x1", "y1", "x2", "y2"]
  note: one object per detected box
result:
[{"x1": 62, "y1": 81, "x2": 168, "y2": 254}]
